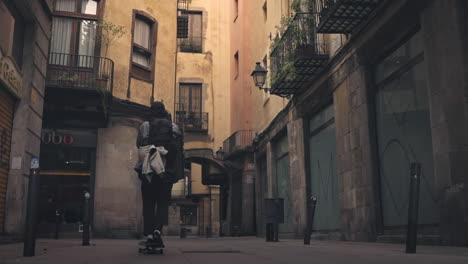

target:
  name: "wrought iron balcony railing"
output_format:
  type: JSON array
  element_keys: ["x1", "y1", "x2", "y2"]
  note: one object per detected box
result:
[
  {"x1": 46, "y1": 53, "x2": 114, "y2": 94},
  {"x1": 179, "y1": 37, "x2": 203, "y2": 53},
  {"x1": 175, "y1": 109, "x2": 208, "y2": 132},
  {"x1": 269, "y1": 13, "x2": 329, "y2": 96},
  {"x1": 316, "y1": 0, "x2": 384, "y2": 34},
  {"x1": 222, "y1": 130, "x2": 253, "y2": 156}
]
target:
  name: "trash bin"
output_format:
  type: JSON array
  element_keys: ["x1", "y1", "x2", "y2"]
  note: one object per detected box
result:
[{"x1": 264, "y1": 198, "x2": 284, "y2": 242}]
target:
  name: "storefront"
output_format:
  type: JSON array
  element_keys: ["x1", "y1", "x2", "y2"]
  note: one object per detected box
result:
[
  {"x1": 0, "y1": 87, "x2": 15, "y2": 232},
  {"x1": 307, "y1": 104, "x2": 340, "y2": 232},
  {"x1": 0, "y1": 43, "x2": 23, "y2": 233},
  {"x1": 273, "y1": 133, "x2": 293, "y2": 234},
  {"x1": 374, "y1": 31, "x2": 440, "y2": 228},
  {"x1": 38, "y1": 129, "x2": 97, "y2": 238}
]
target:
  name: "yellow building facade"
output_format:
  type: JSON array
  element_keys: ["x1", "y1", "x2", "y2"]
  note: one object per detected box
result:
[{"x1": 24, "y1": 0, "x2": 229, "y2": 239}]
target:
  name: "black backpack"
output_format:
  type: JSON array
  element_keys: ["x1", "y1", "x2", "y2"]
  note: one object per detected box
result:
[{"x1": 148, "y1": 117, "x2": 172, "y2": 145}]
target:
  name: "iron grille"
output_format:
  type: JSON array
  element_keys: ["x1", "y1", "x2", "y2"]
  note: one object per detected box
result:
[
  {"x1": 222, "y1": 130, "x2": 253, "y2": 155},
  {"x1": 46, "y1": 53, "x2": 114, "y2": 94},
  {"x1": 179, "y1": 37, "x2": 203, "y2": 53},
  {"x1": 316, "y1": 0, "x2": 384, "y2": 34},
  {"x1": 269, "y1": 13, "x2": 329, "y2": 96},
  {"x1": 175, "y1": 108, "x2": 208, "y2": 132}
]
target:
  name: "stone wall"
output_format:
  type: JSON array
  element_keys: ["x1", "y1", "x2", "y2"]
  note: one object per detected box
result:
[
  {"x1": 333, "y1": 65, "x2": 377, "y2": 241},
  {"x1": 5, "y1": 1, "x2": 52, "y2": 235},
  {"x1": 421, "y1": 0, "x2": 468, "y2": 246}
]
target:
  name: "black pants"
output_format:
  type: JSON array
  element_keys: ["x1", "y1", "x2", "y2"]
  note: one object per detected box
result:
[{"x1": 141, "y1": 174, "x2": 173, "y2": 235}]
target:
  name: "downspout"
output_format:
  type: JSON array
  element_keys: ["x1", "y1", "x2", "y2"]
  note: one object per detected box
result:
[{"x1": 173, "y1": 2, "x2": 179, "y2": 119}]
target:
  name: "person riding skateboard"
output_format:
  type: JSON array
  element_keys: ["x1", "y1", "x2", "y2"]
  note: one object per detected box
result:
[{"x1": 135, "y1": 101, "x2": 180, "y2": 248}]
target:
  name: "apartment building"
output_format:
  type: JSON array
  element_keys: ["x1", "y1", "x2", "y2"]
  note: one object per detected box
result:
[
  {"x1": 224, "y1": 0, "x2": 468, "y2": 246},
  {"x1": 2, "y1": 0, "x2": 229, "y2": 239}
]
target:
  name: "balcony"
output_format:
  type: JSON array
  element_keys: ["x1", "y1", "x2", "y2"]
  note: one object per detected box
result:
[
  {"x1": 179, "y1": 37, "x2": 203, "y2": 53},
  {"x1": 222, "y1": 130, "x2": 253, "y2": 159},
  {"x1": 175, "y1": 109, "x2": 208, "y2": 132},
  {"x1": 270, "y1": 13, "x2": 329, "y2": 96},
  {"x1": 44, "y1": 53, "x2": 114, "y2": 128},
  {"x1": 316, "y1": 0, "x2": 384, "y2": 34},
  {"x1": 47, "y1": 53, "x2": 114, "y2": 92}
]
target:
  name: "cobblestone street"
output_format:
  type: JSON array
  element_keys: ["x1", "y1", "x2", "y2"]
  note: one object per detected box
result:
[{"x1": 1, "y1": 237, "x2": 468, "y2": 264}]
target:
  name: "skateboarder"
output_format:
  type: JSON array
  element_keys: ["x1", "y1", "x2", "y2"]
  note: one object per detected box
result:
[{"x1": 135, "y1": 101, "x2": 182, "y2": 251}]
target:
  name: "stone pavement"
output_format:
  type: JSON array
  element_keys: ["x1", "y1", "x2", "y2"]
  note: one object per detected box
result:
[{"x1": 1, "y1": 237, "x2": 468, "y2": 264}]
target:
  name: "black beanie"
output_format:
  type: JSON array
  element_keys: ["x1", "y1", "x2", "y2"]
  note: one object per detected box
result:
[{"x1": 151, "y1": 101, "x2": 166, "y2": 117}]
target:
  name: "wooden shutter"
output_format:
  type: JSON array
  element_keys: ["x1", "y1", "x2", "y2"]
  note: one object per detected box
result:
[{"x1": 0, "y1": 87, "x2": 15, "y2": 232}]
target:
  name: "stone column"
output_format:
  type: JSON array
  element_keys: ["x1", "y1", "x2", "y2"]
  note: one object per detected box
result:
[
  {"x1": 241, "y1": 154, "x2": 255, "y2": 235},
  {"x1": 210, "y1": 186, "x2": 220, "y2": 236},
  {"x1": 333, "y1": 65, "x2": 377, "y2": 241},
  {"x1": 287, "y1": 118, "x2": 308, "y2": 238},
  {"x1": 421, "y1": 0, "x2": 468, "y2": 246}
]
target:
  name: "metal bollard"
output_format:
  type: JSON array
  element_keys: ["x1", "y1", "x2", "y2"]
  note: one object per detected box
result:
[
  {"x1": 265, "y1": 223, "x2": 273, "y2": 242},
  {"x1": 206, "y1": 227, "x2": 212, "y2": 238},
  {"x1": 273, "y1": 222, "x2": 279, "y2": 242},
  {"x1": 180, "y1": 227, "x2": 187, "y2": 239},
  {"x1": 406, "y1": 163, "x2": 421, "y2": 253},
  {"x1": 82, "y1": 191, "x2": 91, "y2": 246},
  {"x1": 24, "y1": 158, "x2": 40, "y2": 257},
  {"x1": 54, "y1": 210, "x2": 60, "y2": 240},
  {"x1": 304, "y1": 196, "x2": 317, "y2": 245}
]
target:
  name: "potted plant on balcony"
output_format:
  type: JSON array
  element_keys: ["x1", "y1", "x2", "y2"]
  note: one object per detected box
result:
[
  {"x1": 57, "y1": 73, "x2": 79, "y2": 87},
  {"x1": 96, "y1": 72, "x2": 109, "y2": 91}
]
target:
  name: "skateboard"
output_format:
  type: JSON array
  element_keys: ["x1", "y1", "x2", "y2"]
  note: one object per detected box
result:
[{"x1": 138, "y1": 241, "x2": 164, "y2": 255}]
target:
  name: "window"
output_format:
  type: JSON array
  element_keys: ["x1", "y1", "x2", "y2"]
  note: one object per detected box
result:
[
  {"x1": 180, "y1": 205, "x2": 197, "y2": 226},
  {"x1": 263, "y1": 0, "x2": 267, "y2": 21},
  {"x1": 234, "y1": 52, "x2": 239, "y2": 79},
  {"x1": 49, "y1": 0, "x2": 99, "y2": 66},
  {"x1": 0, "y1": 1, "x2": 25, "y2": 68},
  {"x1": 177, "y1": 83, "x2": 206, "y2": 131},
  {"x1": 131, "y1": 11, "x2": 157, "y2": 81},
  {"x1": 179, "y1": 11, "x2": 202, "y2": 53}
]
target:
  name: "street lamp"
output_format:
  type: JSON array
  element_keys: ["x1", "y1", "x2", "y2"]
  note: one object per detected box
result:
[
  {"x1": 215, "y1": 147, "x2": 225, "y2": 160},
  {"x1": 251, "y1": 62, "x2": 271, "y2": 92}
]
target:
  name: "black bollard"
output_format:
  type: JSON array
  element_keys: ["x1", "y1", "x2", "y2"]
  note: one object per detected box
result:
[
  {"x1": 304, "y1": 196, "x2": 317, "y2": 245},
  {"x1": 82, "y1": 191, "x2": 91, "y2": 246},
  {"x1": 180, "y1": 227, "x2": 187, "y2": 239},
  {"x1": 273, "y1": 222, "x2": 279, "y2": 242},
  {"x1": 54, "y1": 210, "x2": 60, "y2": 240},
  {"x1": 406, "y1": 163, "x2": 421, "y2": 253},
  {"x1": 24, "y1": 158, "x2": 40, "y2": 257},
  {"x1": 265, "y1": 223, "x2": 273, "y2": 242}
]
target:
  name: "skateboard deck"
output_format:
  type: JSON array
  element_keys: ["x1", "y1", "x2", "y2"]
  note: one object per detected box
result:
[{"x1": 138, "y1": 241, "x2": 164, "y2": 255}]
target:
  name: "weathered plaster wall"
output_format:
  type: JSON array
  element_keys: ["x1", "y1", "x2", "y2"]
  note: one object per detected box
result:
[
  {"x1": 94, "y1": 116, "x2": 142, "y2": 238},
  {"x1": 191, "y1": 163, "x2": 209, "y2": 195},
  {"x1": 103, "y1": 0, "x2": 177, "y2": 109},
  {"x1": 249, "y1": 0, "x2": 293, "y2": 136},
  {"x1": 177, "y1": 0, "x2": 231, "y2": 152}
]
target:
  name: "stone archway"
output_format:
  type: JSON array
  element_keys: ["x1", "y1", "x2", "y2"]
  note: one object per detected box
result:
[{"x1": 184, "y1": 148, "x2": 227, "y2": 185}]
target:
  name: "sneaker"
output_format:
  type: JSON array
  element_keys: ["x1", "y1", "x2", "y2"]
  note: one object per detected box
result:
[{"x1": 151, "y1": 230, "x2": 165, "y2": 248}]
